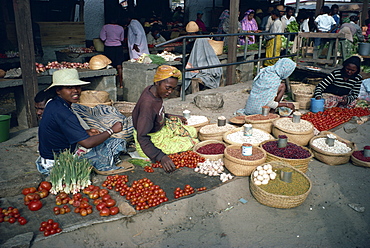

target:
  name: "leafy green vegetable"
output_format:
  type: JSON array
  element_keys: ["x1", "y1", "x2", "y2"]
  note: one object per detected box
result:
[
  {"x1": 286, "y1": 21, "x2": 299, "y2": 33},
  {"x1": 127, "y1": 158, "x2": 152, "y2": 168},
  {"x1": 147, "y1": 54, "x2": 166, "y2": 65}
]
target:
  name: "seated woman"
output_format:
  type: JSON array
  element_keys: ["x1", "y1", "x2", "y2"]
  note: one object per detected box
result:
[
  {"x1": 314, "y1": 56, "x2": 362, "y2": 109},
  {"x1": 132, "y1": 65, "x2": 198, "y2": 173},
  {"x1": 146, "y1": 24, "x2": 166, "y2": 46},
  {"x1": 242, "y1": 58, "x2": 296, "y2": 115},
  {"x1": 36, "y1": 68, "x2": 126, "y2": 175}
]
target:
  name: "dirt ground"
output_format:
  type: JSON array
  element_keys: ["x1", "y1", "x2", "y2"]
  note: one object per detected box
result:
[{"x1": 1, "y1": 82, "x2": 370, "y2": 248}]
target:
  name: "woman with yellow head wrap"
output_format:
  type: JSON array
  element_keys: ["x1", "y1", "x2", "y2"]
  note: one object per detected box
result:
[{"x1": 132, "y1": 65, "x2": 198, "y2": 173}]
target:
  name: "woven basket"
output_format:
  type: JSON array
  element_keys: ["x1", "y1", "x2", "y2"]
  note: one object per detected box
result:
[
  {"x1": 223, "y1": 127, "x2": 274, "y2": 146},
  {"x1": 250, "y1": 161, "x2": 312, "y2": 209},
  {"x1": 293, "y1": 93, "x2": 313, "y2": 110},
  {"x1": 224, "y1": 145, "x2": 267, "y2": 176},
  {"x1": 78, "y1": 100, "x2": 113, "y2": 108},
  {"x1": 244, "y1": 114, "x2": 280, "y2": 133},
  {"x1": 290, "y1": 84, "x2": 315, "y2": 101},
  {"x1": 193, "y1": 140, "x2": 226, "y2": 161},
  {"x1": 272, "y1": 119, "x2": 314, "y2": 146},
  {"x1": 229, "y1": 116, "x2": 246, "y2": 125},
  {"x1": 113, "y1": 101, "x2": 136, "y2": 117},
  {"x1": 208, "y1": 39, "x2": 224, "y2": 55},
  {"x1": 80, "y1": 90, "x2": 110, "y2": 103},
  {"x1": 188, "y1": 118, "x2": 210, "y2": 132},
  {"x1": 260, "y1": 140, "x2": 313, "y2": 173},
  {"x1": 351, "y1": 154, "x2": 370, "y2": 168},
  {"x1": 305, "y1": 77, "x2": 323, "y2": 86},
  {"x1": 309, "y1": 131, "x2": 355, "y2": 166},
  {"x1": 199, "y1": 124, "x2": 236, "y2": 141}
]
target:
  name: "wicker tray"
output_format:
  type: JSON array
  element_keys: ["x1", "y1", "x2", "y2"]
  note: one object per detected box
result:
[
  {"x1": 260, "y1": 140, "x2": 313, "y2": 173},
  {"x1": 229, "y1": 116, "x2": 246, "y2": 125},
  {"x1": 199, "y1": 124, "x2": 236, "y2": 142},
  {"x1": 223, "y1": 127, "x2": 274, "y2": 146},
  {"x1": 250, "y1": 161, "x2": 312, "y2": 209},
  {"x1": 113, "y1": 101, "x2": 136, "y2": 117},
  {"x1": 193, "y1": 140, "x2": 226, "y2": 161},
  {"x1": 188, "y1": 118, "x2": 210, "y2": 132},
  {"x1": 351, "y1": 153, "x2": 370, "y2": 168},
  {"x1": 309, "y1": 131, "x2": 355, "y2": 166},
  {"x1": 272, "y1": 118, "x2": 314, "y2": 146},
  {"x1": 80, "y1": 90, "x2": 110, "y2": 103},
  {"x1": 224, "y1": 145, "x2": 266, "y2": 176},
  {"x1": 244, "y1": 114, "x2": 280, "y2": 133}
]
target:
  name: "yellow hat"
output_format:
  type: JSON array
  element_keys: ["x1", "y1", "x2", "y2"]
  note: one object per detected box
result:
[
  {"x1": 153, "y1": 65, "x2": 182, "y2": 82},
  {"x1": 45, "y1": 68, "x2": 90, "y2": 90},
  {"x1": 256, "y1": 9, "x2": 263, "y2": 14},
  {"x1": 89, "y1": 55, "x2": 112, "y2": 70},
  {"x1": 186, "y1": 21, "x2": 199, "y2": 33},
  {"x1": 276, "y1": 5, "x2": 285, "y2": 12}
]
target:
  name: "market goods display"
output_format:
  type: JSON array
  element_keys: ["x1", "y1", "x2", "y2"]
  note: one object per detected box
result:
[
  {"x1": 186, "y1": 115, "x2": 210, "y2": 132},
  {"x1": 309, "y1": 132, "x2": 355, "y2": 165},
  {"x1": 224, "y1": 145, "x2": 267, "y2": 176},
  {"x1": 199, "y1": 124, "x2": 236, "y2": 141},
  {"x1": 35, "y1": 61, "x2": 90, "y2": 73},
  {"x1": 49, "y1": 150, "x2": 93, "y2": 195},
  {"x1": 302, "y1": 107, "x2": 370, "y2": 131},
  {"x1": 250, "y1": 161, "x2": 312, "y2": 209},
  {"x1": 0, "y1": 207, "x2": 27, "y2": 225},
  {"x1": 272, "y1": 117, "x2": 314, "y2": 146},
  {"x1": 193, "y1": 140, "x2": 226, "y2": 161},
  {"x1": 223, "y1": 127, "x2": 274, "y2": 146},
  {"x1": 260, "y1": 140, "x2": 313, "y2": 173},
  {"x1": 229, "y1": 115, "x2": 246, "y2": 125},
  {"x1": 151, "y1": 151, "x2": 206, "y2": 169},
  {"x1": 291, "y1": 84, "x2": 316, "y2": 109},
  {"x1": 251, "y1": 164, "x2": 277, "y2": 185},
  {"x1": 156, "y1": 51, "x2": 182, "y2": 62},
  {"x1": 39, "y1": 219, "x2": 62, "y2": 236},
  {"x1": 244, "y1": 113, "x2": 280, "y2": 133},
  {"x1": 174, "y1": 185, "x2": 195, "y2": 199},
  {"x1": 59, "y1": 46, "x2": 95, "y2": 54},
  {"x1": 351, "y1": 147, "x2": 370, "y2": 168},
  {"x1": 194, "y1": 159, "x2": 234, "y2": 182}
]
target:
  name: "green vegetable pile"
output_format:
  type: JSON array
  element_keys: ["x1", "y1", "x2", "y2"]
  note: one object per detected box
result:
[
  {"x1": 286, "y1": 21, "x2": 299, "y2": 33},
  {"x1": 127, "y1": 158, "x2": 152, "y2": 168},
  {"x1": 147, "y1": 54, "x2": 166, "y2": 65}
]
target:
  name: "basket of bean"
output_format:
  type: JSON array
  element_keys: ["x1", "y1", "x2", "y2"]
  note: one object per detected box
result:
[
  {"x1": 187, "y1": 116, "x2": 210, "y2": 132},
  {"x1": 260, "y1": 139, "x2": 313, "y2": 173},
  {"x1": 223, "y1": 127, "x2": 274, "y2": 146},
  {"x1": 351, "y1": 148, "x2": 370, "y2": 168},
  {"x1": 244, "y1": 113, "x2": 280, "y2": 133},
  {"x1": 224, "y1": 144, "x2": 267, "y2": 176},
  {"x1": 272, "y1": 117, "x2": 314, "y2": 146},
  {"x1": 309, "y1": 131, "x2": 355, "y2": 166},
  {"x1": 250, "y1": 161, "x2": 312, "y2": 209},
  {"x1": 199, "y1": 124, "x2": 236, "y2": 141},
  {"x1": 193, "y1": 140, "x2": 226, "y2": 161}
]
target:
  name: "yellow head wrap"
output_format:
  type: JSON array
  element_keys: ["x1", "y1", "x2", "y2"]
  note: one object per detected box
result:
[{"x1": 153, "y1": 65, "x2": 182, "y2": 83}]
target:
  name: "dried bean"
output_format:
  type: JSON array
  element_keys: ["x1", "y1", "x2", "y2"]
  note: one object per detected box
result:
[
  {"x1": 245, "y1": 113, "x2": 279, "y2": 121},
  {"x1": 311, "y1": 138, "x2": 351, "y2": 154},
  {"x1": 226, "y1": 147, "x2": 264, "y2": 161},
  {"x1": 274, "y1": 118, "x2": 313, "y2": 132},
  {"x1": 352, "y1": 151, "x2": 370, "y2": 162},
  {"x1": 187, "y1": 115, "x2": 208, "y2": 126},
  {"x1": 262, "y1": 141, "x2": 311, "y2": 159},
  {"x1": 200, "y1": 124, "x2": 235, "y2": 134},
  {"x1": 197, "y1": 143, "x2": 226, "y2": 155},
  {"x1": 226, "y1": 129, "x2": 271, "y2": 145}
]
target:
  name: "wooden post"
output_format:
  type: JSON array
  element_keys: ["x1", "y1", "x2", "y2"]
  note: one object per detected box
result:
[
  {"x1": 12, "y1": 0, "x2": 38, "y2": 128},
  {"x1": 226, "y1": 0, "x2": 239, "y2": 86},
  {"x1": 362, "y1": 0, "x2": 369, "y2": 26},
  {"x1": 315, "y1": 0, "x2": 324, "y2": 17}
]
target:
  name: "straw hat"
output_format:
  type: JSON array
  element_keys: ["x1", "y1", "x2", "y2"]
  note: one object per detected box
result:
[
  {"x1": 89, "y1": 55, "x2": 112, "y2": 70},
  {"x1": 276, "y1": 5, "x2": 285, "y2": 12},
  {"x1": 186, "y1": 21, "x2": 199, "y2": 33},
  {"x1": 45, "y1": 68, "x2": 90, "y2": 90},
  {"x1": 256, "y1": 9, "x2": 263, "y2": 14}
]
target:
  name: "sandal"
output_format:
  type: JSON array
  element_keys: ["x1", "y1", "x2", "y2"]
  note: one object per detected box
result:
[{"x1": 93, "y1": 161, "x2": 135, "y2": 175}]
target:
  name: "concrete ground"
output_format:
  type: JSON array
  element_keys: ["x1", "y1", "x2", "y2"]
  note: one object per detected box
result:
[{"x1": 0, "y1": 82, "x2": 369, "y2": 247}]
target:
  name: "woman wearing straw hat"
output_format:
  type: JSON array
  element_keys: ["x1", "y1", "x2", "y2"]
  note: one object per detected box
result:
[
  {"x1": 132, "y1": 65, "x2": 198, "y2": 173},
  {"x1": 36, "y1": 68, "x2": 126, "y2": 175}
]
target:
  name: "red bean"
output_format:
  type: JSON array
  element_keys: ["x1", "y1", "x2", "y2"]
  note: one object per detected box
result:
[
  {"x1": 352, "y1": 151, "x2": 370, "y2": 162},
  {"x1": 197, "y1": 143, "x2": 226, "y2": 155},
  {"x1": 262, "y1": 141, "x2": 311, "y2": 159},
  {"x1": 226, "y1": 147, "x2": 264, "y2": 160}
]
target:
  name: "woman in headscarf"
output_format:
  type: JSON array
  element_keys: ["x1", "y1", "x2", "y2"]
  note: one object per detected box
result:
[
  {"x1": 240, "y1": 9, "x2": 259, "y2": 45},
  {"x1": 132, "y1": 65, "x2": 198, "y2": 173},
  {"x1": 217, "y1": 9, "x2": 230, "y2": 35},
  {"x1": 314, "y1": 56, "x2": 363, "y2": 109},
  {"x1": 243, "y1": 58, "x2": 296, "y2": 115}
]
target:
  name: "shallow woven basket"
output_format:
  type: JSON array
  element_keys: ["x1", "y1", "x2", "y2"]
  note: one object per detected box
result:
[
  {"x1": 250, "y1": 161, "x2": 312, "y2": 209},
  {"x1": 244, "y1": 114, "x2": 280, "y2": 133},
  {"x1": 305, "y1": 77, "x2": 323, "y2": 86},
  {"x1": 189, "y1": 118, "x2": 210, "y2": 132},
  {"x1": 199, "y1": 124, "x2": 236, "y2": 142},
  {"x1": 351, "y1": 153, "x2": 370, "y2": 168},
  {"x1": 78, "y1": 100, "x2": 113, "y2": 108},
  {"x1": 290, "y1": 84, "x2": 315, "y2": 101},
  {"x1": 193, "y1": 140, "x2": 226, "y2": 161},
  {"x1": 113, "y1": 101, "x2": 136, "y2": 117},
  {"x1": 309, "y1": 131, "x2": 355, "y2": 166},
  {"x1": 80, "y1": 90, "x2": 110, "y2": 103},
  {"x1": 272, "y1": 119, "x2": 314, "y2": 146},
  {"x1": 224, "y1": 145, "x2": 267, "y2": 176},
  {"x1": 260, "y1": 140, "x2": 313, "y2": 173},
  {"x1": 223, "y1": 127, "x2": 274, "y2": 146}
]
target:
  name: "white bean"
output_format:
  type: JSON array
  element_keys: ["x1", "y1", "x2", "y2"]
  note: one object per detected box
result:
[
  {"x1": 226, "y1": 128, "x2": 272, "y2": 145},
  {"x1": 311, "y1": 138, "x2": 352, "y2": 154}
]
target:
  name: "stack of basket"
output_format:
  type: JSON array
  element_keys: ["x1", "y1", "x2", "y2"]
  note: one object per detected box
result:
[
  {"x1": 198, "y1": 124, "x2": 236, "y2": 141},
  {"x1": 291, "y1": 84, "x2": 316, "y2": 110},
  {"x1": 113, "y1": 101, "x2": 136, "y2": 117},
  {"x1": 244, "y1": 114, "x2": 280, "y2": 133},
  {"x1": 78, "y1": 90, "x2": 112, "y2": 107}
]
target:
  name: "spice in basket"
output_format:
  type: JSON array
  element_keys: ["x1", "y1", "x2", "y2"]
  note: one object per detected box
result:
[
  {"x1": 274, "y1": 118, "x2": 313, "y2": 132},
  {"x1": 200, "y1": 124, "x2": 235, "y2": 134},
  {"x1": 196, "y1": 143, "x2": 226, "y2": 155},
  {"x1": 352, "y1": 149, "x2": 370, "y2": 162},
  {"x1": 258, "y1": 168, "x2": 310, "y2": 196},
  {"x1": 262, "y1": 141, "x2": 311, "y2": 159},
  {"x1": 226, "y1": 146, "x2": 264, "y2": 161},
  {"x1": 245, "y1": 113, "x2": 278, "y2": 121},
  {"x1": 226, "y1": 128, "x2": 271, "y2": 145},
  {"x1": 311, "y1": 137, "x2": 352, "y2": 154}
]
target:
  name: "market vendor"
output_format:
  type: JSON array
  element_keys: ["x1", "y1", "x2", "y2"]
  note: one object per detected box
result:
[
  {"x1": 146, "y1": 24, "x2": 166, "y2": 46},
  {"x1": 36, "y1": 68, "x2": 126, "y2": 175},
  {"x1": 132, "y1": 65, "x2": 198, "y2": 173},
  {"x1": 314, "y1": 56, "x2": 363, "y2": 109},
  {"x1": 34, "y1": 89, "x2": 54, "y2": 121},
  {"x1": 242, "y1": 58, "x2": 296, "y2": 115},
  {"x1": 164, "y1": 21, "x2": 199, "y2": 54}
]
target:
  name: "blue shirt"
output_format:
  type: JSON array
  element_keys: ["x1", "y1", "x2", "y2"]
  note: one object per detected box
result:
[{"x1": 38, "y1": 96, "x2": 89, "y2": 159}]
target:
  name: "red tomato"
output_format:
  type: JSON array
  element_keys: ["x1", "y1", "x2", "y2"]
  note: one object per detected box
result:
[
  {"x1": 39, "y1": 181, "x2": 52, "y2": 191},
  {"x1": 28, "y1": 200, "x2": 42, "y2": 211},
  {"x1": 109, "y1": 206, "x2": 119, "y2": 215}
]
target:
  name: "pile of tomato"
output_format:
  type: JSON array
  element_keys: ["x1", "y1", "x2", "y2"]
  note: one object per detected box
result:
[
  {"x1": 302, "y1": 107, "x2": 370, "y2": 131},
  {"x1": 0, "y1": 207, "x2": 27, "y2": 225},
  {"x1": 152, "y1": 151, "x2": 206, "y2": 169},
  {"x1": 39, "y1": 219, "x2": 62, "y2": 237}
]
